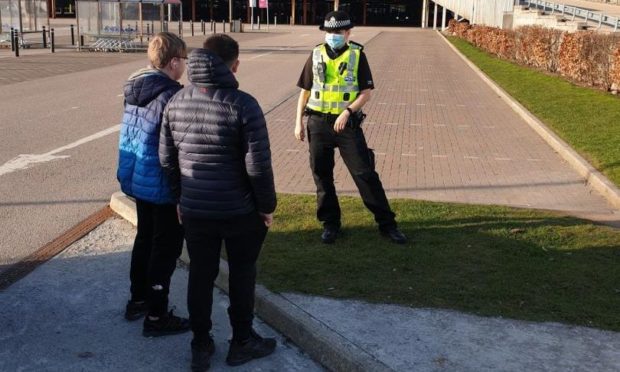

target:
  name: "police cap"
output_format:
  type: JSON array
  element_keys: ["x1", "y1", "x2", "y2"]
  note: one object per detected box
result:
[{"x1": 319, "y1": 10, "x2": 354, "y2": 31}]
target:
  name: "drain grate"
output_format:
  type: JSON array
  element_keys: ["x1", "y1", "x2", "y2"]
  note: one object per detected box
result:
[{"x1": 0, "y1": 206, "x2": 114, "y2": 291}]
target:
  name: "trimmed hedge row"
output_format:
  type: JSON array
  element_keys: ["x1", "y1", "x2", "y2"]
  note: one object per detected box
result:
[{"x1": 448, "y1": 20, "x2": 620, "y2": 92}]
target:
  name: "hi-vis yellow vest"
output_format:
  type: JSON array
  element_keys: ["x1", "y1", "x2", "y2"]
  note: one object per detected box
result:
[{"x1": 306, "y1": 43, "x2": 360, "y2": 115}]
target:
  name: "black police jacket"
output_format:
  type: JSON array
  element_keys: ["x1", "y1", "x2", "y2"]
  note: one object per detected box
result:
[{"x1": 159, "y1": 48, "x2": 276, "y2": 219}]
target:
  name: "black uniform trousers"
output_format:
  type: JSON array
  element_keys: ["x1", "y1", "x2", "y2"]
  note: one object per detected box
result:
[
  {"x1": 183, "y1": 212, "x2": 268, "y2": 344},
  {"x1": 130, "y1": 199, "x2": 184, "y2": 317},
  {"x1": 307, "y1": 113, "x2": 396, "y2": 231}
]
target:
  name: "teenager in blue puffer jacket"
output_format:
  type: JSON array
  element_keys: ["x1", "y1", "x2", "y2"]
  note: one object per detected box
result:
[{"x1": 117, "y1": 32, "x2": 190, "y2": 338}]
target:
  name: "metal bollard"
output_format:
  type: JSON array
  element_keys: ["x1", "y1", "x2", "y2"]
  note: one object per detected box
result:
[
  {"x1": 10, "y1": 27, "x2": 15, "y2": 52},
  {"x1": 70, "y1": 24, "x2": 75, "y2": 46},
  {"x1": 213, "y1": 21, "x2": 216, "y2": 34},
  {"x1": 51, "y1": 28, "x2": 55, "y2": 53},
  {"x1": 42, "y1": 25, "x2": 47, "y2": 48},
  {"x1": 14, "y1": 32, "x2": 19, "y2": 57},
  {"x1": 80, "y1": 34, "x2": 84, "y2": 47},
  {"x1": 222, "y1": 20, "x2": 225, "y2": 33},
  {"x1": 146, "y1": 23, "x2": 150, "y2": 36},
  {"x1": 201, "y1": 20, "x2": 205, "y2": 35},
  {"x1": 190, "y1": 20, "x2": 194, "y2": 36}
]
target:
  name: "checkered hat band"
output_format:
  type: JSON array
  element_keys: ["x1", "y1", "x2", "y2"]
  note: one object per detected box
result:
[{"x1": 323, "y1": 19, "x2": 351, "y2": 28}]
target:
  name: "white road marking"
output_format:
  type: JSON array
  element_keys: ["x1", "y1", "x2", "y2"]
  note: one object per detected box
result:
[
  {"x1": 387, "y1": 123, "x2": 398, "y2": 126},
  {"x1": 402, "y1": 153, "x2": 416, "y2": 157},
  {"x1": 527, "y1": 158, "x2": 543, "y2": 162},
  {"x1": 416, "y1": 103, "x2": 426, "y2": 106},
  {"x1": 410, "y1": 123, "x2": 422, "y2": 126},
  {"x1": 495, "y1": 157, "x2": 512, "y2": 161},
  {"x1": 247, "y1": 52, "x2": 273, "y2": 60},
  {"x1": 464, "y1": 156, "x2": 479, "y2": 159},
  {"x1": 0, "y1": 125, "x2": 120, "y2": 177},
  {"x1": 71, "y1": 107, "x2": 80, "y2": 109},
  {"x1": 457, "y1": 125, "x2": 470, "y2": 128},
  {"x1": 375, "y1": 152, "x2": 386, "y2": 156},
  {"x1": 434, "y1": 124, "x2": 447, "y2": 127},
  {"x1": 378, "y1": 102, "x2": 387, "y2": 105},
  {"x1": 432, "y1": 154, "x2": 448, "y2": 158},
  {"x1": 117, "y1": 94, "x2": 124, "y2": 97}
]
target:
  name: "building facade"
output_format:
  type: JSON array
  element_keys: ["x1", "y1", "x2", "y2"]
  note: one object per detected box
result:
[{"x1": 50, "y1": 0, "x2": 429, "y2": 26}]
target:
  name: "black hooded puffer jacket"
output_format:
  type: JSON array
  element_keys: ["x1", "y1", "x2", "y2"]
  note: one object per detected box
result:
[{"x1": 159, "y1": 48, "x2": 276, "y2": 219}]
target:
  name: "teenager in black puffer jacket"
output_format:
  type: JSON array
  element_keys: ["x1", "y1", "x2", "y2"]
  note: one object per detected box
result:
[{"x1": 159, "y1": 35, "x2": 277, "y2": 371}]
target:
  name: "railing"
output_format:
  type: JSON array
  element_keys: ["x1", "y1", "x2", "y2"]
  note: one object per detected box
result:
[
  {"x1": 519, "y1": 0, "x2": 620, "y2": 30},
  {"x1": 580, "y1": 0, "x2": 620, "y2": 5}
]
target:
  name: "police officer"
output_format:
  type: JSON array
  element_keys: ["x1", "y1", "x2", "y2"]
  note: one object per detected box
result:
[{"x1": 294, "y1": 10, "x2": 407, "y2": 245}]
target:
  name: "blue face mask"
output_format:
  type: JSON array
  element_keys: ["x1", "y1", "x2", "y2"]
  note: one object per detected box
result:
[{"x1": 325, "y1": 33, "x2": 346, "y2": 50}]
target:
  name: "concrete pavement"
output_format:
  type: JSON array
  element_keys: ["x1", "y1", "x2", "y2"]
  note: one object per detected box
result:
[
  {"x1": 0, "y1": 218, "x2": 322, "y2": 371},
  {"x1": 1, "y1": 25, "x2": 619, "y2": 371}
]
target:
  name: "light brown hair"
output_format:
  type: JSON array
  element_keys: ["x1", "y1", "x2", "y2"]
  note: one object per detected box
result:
[{"x1": 148, "y1": 32, "x2": 187, "y2": 69}]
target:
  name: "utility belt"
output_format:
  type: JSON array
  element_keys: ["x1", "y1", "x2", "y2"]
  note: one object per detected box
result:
[{"x1": 305, "y1": 108, "x2": 367, "y2": 129}]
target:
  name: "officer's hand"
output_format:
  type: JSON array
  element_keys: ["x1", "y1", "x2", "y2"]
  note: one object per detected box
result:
[
  {"x1": 295, "y1": 122, "x2": 305, "y2": 142},
  {"x1": 334, "y1": 111, "x2": 349, "y2": 133},
  {"x1": 259, "y1": 212, "x2": 273, "y2": 227}
]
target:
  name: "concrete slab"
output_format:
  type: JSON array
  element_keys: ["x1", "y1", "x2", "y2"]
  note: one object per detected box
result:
[
  {"x1": 282, "y1": 293, "x2": 620, "y2": 372},
  {"x1": 0, "y1": 218, "x2": 322, "y2": 372}
]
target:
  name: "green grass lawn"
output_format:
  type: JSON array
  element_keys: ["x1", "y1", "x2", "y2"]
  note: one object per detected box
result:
[
  {"x1": 446, "y1": 36, "x2": 620, "y2": 188},
  {"x1": 258, "y1": 194, "x2": 620, "y2": 331}
]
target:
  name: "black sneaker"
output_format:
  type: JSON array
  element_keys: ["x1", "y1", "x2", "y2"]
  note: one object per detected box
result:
[
  {"x1": 226, "y1": 329, "x2": 276, "y2": 366},
  {"x1": 191, "y1": 336, "x2": 216, "y2": 372},
  {"x1": 321, "y1": 226, "x2": 340, "y2": 244},
  {"x1": 380, "y1": 227, "x2": 408, "y2": 244},
  {"x1": 142, "y1": 309, "x2": 190, "y2": 337},
  {"x1": 124, "y1": 300, "x2": 148, "y2": 321}
]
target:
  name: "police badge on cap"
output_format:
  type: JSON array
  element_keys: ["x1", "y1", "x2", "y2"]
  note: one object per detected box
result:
[{"x1": 319, "y1": 10, "x2": 354, "y2": 31}]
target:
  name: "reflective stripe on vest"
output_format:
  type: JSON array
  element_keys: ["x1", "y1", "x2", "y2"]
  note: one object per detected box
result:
[{"x1": 306, "y1": 44, "x2": 360, "y2": 115}]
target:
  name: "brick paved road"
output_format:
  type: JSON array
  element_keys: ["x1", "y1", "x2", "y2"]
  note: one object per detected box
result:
[
  {"x1": 266, "y1": 29, "x2": 617, "y2": 222},
  {"x1": 0, "y1": 26, "x2": 616, "y2": 237}
]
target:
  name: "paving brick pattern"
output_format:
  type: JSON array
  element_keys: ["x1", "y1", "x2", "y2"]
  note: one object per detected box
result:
[
  {"x1": 0, "y1": 52, "x2": 144, "y2": 86},
  {"x1": 265, "y1": 30, "x2": 615, "y2": 217},
  {"x1": 0, "y1": 27, "x2": 614, "y2": 219}
]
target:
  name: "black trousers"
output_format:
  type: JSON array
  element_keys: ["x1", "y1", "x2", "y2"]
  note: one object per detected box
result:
[
  {"x1": 307, "y1": 114, "x2": 396, "y2": 231},
  {"x1": 184, "y1": 212, "x2": 268, "y2": 344},
  {"x1": 130, "y1": 199, "x2": 184, "y2": 317}
]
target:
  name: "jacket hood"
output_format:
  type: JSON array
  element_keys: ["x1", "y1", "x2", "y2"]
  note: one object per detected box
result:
[
  {"x1": 124, "y1": 68, "x2": 180, "y2": 107},
  {"x1": 187, "y1": 48, "x2": 239, "y2": 89}
]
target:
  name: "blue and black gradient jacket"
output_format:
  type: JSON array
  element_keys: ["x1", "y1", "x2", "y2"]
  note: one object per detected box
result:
[{"x1": 117, "y1": 68, "x2": 182, "y2": 205}]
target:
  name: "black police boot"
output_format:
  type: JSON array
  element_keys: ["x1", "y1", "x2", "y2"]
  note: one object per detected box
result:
[
  {"x1": 226, "y1": 329, "x2": 276, "y2": 366},
  {"x1": 380, "y1": 227, "x2": 407, "y2": 244},
  {"x1": 321, "y1": 226, "x2": 340, "y2": 244},
  {"x1": 191, "y1": 336, "x2": 215, "y2": 372}
]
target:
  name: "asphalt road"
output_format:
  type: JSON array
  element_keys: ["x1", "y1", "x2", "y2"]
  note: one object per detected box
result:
[{"x1": 0, "y1": 26, "x2": 379, "y2": 271}]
